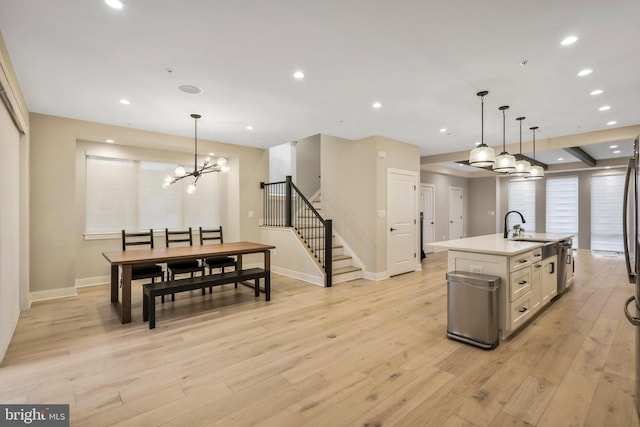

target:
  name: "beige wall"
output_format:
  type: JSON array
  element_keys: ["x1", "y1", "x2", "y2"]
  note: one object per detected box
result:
[
  {"x1": 469, "y1": 177, "x2": 498, "y2": 236},
  {"x1": 295, "y1": 134, "x2": 321, "y2": 198},
  {"x1": 420, "y1": 171, "x2": 470, "y2": 242},
  {"x1": 30, "y1": 113, "x2": 268, "y2": 293},
  {"x1": 321, "y1": 134, "x2": 420, "y2": 275}
]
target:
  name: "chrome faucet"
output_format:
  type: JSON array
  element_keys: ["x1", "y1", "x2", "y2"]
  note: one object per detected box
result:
[{"x1": 504, "y1": 210, "x2": 526, "y2": 238}]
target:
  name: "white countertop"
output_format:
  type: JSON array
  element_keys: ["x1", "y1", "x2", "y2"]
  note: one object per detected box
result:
[{"x1": 434, "y1": 233, "x2": 573, "y2": 256}]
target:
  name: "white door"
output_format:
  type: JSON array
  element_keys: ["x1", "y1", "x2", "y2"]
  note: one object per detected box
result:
[
  {"x1": 388, "y1": 169, "x2": 417, "y2": 276},
  {"x1": 449, "y1": 186, "x2": 463, "y2": 240},
  {"x1": 421, "y1": 184, "x2": 435, "y2": 254}
]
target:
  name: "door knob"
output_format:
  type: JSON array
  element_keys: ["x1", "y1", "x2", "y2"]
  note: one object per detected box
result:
[{"x1": 390, "y1": 227, "x2": 397, "y2": 232}]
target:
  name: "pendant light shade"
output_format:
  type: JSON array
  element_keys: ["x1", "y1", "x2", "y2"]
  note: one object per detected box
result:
[
  {"x1": 526, "y1": 126, "x2": 544, "y2": 180},
  {"x1": 512, "y1": 116, "x2": 531, "y2": 176},
  {"x1": 469, "y1": 91, "x2": 496, "y2": 167},
  {"x1": 493, "y1": 105, "x2": 516, "y2": 173}
]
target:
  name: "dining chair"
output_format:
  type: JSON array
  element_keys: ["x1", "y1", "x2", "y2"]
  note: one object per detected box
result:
[
  {"x1": 121, "y1": 229, "x2": 164, "y2": 285},
  {"x1": 165, "y1": 227, "x2": 205, "y2": 301},
  {"x1": 199, "y1": 226, "x2": 237, "y2": 288}
]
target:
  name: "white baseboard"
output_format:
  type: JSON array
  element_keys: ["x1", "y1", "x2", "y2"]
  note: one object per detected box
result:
[
  {"x1": 362, "y1": 270, "x2": 390, "y2": 281},
  {"x1": 30, "y1": 287, "x2": 77, "y2": 303},
  {"x1": 271, "y1": 265, "x2": 324, "y2": 286},
  {"x1": 75, "y1": 275, "x2": 110, "y2": 288}
]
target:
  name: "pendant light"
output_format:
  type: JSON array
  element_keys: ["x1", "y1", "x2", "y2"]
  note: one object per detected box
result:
[
  {"x1": 527, "y1": 126, "x2": 544, "y2": 180},
  {"x1": 512, "y1": 116, "x2": 531, "y2": 176},
  {"x1": 493, "y1": 105, "x2": 517, "y2": 173},
  {"x1": 469, "y1": 90, "x2": 495, "y2": 167}
]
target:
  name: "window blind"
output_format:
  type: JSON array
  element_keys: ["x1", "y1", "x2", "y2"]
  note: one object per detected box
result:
[
  {"x1": 508, "y1": 180, "x2": 536, "y2": 234},
  {"x1": 86, "y1": 155, "x2": 221, "y2": 234},
  {"x1": 591, "y1": 173, "x2": 625, "y2": 252},
  {"x1": 546, "y1": 176, "x2": 579, "y2": 248}
]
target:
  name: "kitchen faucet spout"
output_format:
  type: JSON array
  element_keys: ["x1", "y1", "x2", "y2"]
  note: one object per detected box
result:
[{"x1": 504, "y1": 210, "x2": 526, "y2": 238}]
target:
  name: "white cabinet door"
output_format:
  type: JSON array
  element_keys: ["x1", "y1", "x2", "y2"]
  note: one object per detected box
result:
[
  {"x1": 531, "y1": 262, "x2": 543, "y2": 313},
  {"x1": 542, "y1": 256, "x2": 558, "y2": 303}
]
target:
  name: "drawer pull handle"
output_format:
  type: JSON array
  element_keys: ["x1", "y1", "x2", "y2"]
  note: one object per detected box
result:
[
  {"x1": 518, "y1": 280, "x2": 528, "y2": 285},
  {"x1": 519, "y1": 307, "x2": 527, "y2": 313},
  {"x1": 534, "y1": 253, "x2": 541, "y2": 257},
  {"x1": 519, "y1": 259, "x2": 528, "y2": 264}
]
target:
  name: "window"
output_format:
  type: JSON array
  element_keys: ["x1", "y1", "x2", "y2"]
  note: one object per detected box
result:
[
  {"x1": 591, "y1": 173, "x2": 625, "y2": 252},
  {"x1": 508, "y1": 180, "x2": 536, "y2": 234},
  {"x1": 85, "y1": 155, "x2": 221, "y2": 234},
  {"x1": 546, "y1": 176, "x2": 579, "y2": 248}
]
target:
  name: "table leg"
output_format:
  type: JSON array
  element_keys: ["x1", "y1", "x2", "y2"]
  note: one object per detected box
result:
[
  {"x1": 237, "y1": 254, "x2": 243, "y2": 271},
  {"x1": 121, "y1": 265, "x2": 132, "y2": 324},
  {"x1": 265, "y1": 250, "x2": 271, "y2": 301},
  {"x1": 110, "y1": 264, "x2": 118, "y2": 303}
]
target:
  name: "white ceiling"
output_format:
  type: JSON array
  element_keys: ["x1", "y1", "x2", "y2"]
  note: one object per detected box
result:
[{"x1": 1, "y1": 0, "x2": 639, "y2": 158}]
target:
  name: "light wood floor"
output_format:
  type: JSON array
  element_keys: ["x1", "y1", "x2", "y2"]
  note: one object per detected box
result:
[{"x1": 2, "y1": 251, "x2": 640, "y2": 426}]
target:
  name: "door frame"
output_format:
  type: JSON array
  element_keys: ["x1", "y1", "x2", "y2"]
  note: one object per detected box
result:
[
  {"x1": 386, "y1": 168, "x2": 419, "y2": 276},
  {"x1": 421, "y1": 183, "x2": 435, "y2": 254}
]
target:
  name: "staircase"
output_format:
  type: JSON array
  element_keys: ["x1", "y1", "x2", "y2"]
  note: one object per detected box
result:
[{"x1": 306, "y1": 195, "x2": 362, "y2": 284}]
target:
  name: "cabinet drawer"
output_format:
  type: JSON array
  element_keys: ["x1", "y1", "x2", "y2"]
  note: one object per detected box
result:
[
  {"x1": 510, "y1": 268, "x2": 532, "y2": 301},
  {"x1": 530, "y1": 248, "x2": 543, "y2": 263},
  {"x1": 510, "y1": 251, "x2": 533, "y2": 271},
  {"x1": 510, "y1": 294, "x2": 531, "y2": 330}
]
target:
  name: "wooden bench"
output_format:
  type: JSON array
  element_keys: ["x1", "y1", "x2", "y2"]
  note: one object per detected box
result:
[{"x1": 142, "y1": 268, "x2": 270, "y2": 329}]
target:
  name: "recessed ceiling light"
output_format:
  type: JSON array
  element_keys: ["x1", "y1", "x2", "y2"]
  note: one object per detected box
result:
[
  {"x1": 607, "y1": 121, "x2": 617, "y2": 126},
  {"x1": 179, "y1": 85, "x2": 203, "y2": 95},
  {"x1": 439, "y1": 128, "x2": 447, "y2": 133},
  {"x1": 105, "y1": 139, "x2": 114, "y2": 143},
  {"x1": 246, "y1": 125, "x2": 253, "y2": 131},
  {"x1": 561, "y1": 35, "x2": 578, "y2": 46},
  {"x1": 614, "y1": 150, "x2": 621, "y2": 154},
  {"x1": 599, "y1": 105, "x2": 611, "y2": 111},
  {"x1": 105, "y1": 0, "x2": 123, "y2": 9},
  {"x1": 577, "y1": 68, "x2": 593, "y2": 77},
  {"x1": 293, "y1": 71, "x2": 304, "y2": 79},
  {"x1": 372, "y1": 102, "x2": 382, "y2": 109},
  {"x1": 558, "y1": 157, "x2": 564, "y2": 161},
  {"x1": 609, "y1": 145, "x2": 618, "y2": 149},
  {"x1": 590, "y1": 89, "x2": 603, "y2": 96},
  {"x1": 119, "y1": 99, "x2": 130, "y2": 105}
]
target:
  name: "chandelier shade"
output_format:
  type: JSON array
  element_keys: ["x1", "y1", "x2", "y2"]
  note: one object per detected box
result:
[
  {"x1": 162, "y1": 113, "x2": 229, "y2": 193},
  {"x1": 469, "y1": 91, "x2": 496, "y2": 167},
  {"x1": 493, "y1": 105, "x2": 517, "y2": 173}
]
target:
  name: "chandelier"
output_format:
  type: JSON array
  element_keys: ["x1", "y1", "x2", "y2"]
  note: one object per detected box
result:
[
  {"x1": 162, "y1": 113, "x2": 229, "y2": 193},
  {"x1": 493, "y1": 105, "x2": 517, "y2": 173},
  {"x1": 527, "y1": 126, "x2": 544, "y2": 180}
]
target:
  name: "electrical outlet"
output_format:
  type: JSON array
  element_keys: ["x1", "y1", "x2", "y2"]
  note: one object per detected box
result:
[{"x1": 470, "y1": 264, "x2": 483, "y2": 274}]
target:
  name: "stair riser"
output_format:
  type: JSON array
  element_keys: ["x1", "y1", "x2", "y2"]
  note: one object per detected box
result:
[
  {"x1": 332, "y1": 270, "x2": 363, "y2": 284},
  {"x1": 333, "y1": 258, "x2": 353, "y2": 269}
]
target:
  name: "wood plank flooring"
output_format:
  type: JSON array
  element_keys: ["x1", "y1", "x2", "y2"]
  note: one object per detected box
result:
[{"x1": 1, "y1": 251, "x2": 639, "y2": 426}]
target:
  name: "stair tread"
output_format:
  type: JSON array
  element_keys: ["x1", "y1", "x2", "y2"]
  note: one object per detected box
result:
[
  {"x1": 333, "y1": 254, "x2": 351, "y2": 261},
  {"x1": 333, "y1": 266, "x2": 361, "y2": 275}
]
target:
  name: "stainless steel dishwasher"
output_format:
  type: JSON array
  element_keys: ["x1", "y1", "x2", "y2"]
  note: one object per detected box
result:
[{"x1": 446, "y1": 271, "x2": 501, "y2": 349}]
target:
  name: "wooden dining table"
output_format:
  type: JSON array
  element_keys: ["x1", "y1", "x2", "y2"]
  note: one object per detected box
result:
[{"x1": 102, "y1": 241, "x2": 275, "y2": 324}]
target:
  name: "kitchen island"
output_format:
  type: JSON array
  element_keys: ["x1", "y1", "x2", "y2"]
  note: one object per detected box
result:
[{"x1": 435, "y1": 233, "x2": 574, "y2": 339}]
